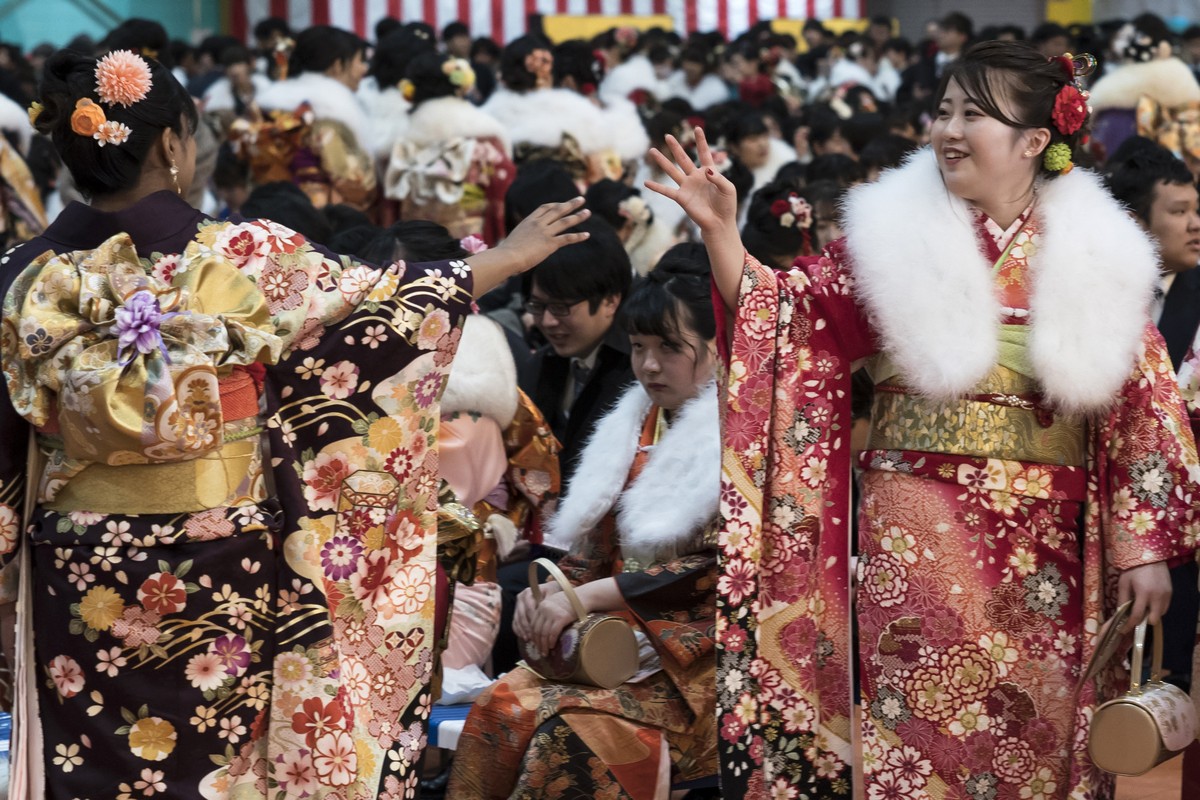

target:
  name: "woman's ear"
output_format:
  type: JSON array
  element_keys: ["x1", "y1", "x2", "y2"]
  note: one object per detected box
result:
[{"x1": 1025, "y1": 127, "x2": 1053, "y2": 158}]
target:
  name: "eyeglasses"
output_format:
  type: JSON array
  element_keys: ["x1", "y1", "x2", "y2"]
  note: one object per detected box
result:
[{"x1": 524, "y1": 298, "x2": 584, "y2": 318}]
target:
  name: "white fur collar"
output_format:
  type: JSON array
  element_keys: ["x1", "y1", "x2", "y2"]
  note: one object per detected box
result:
[
  {"x1": 482, "y1": 87, "x2": 611, "y2": 154},
  {"x1": 257, "y1": 73, "x2": 370, "y2": 139},
  {"x1": 408, "y1": 96, "x2": 511, "y2": 154},
  {"x1": 1089, "y1": 58, "x2": 1200, "y2": 111},
  {"x1": 361, "y1": 86, "x2": 412, "y2": 160},
  {"x1": 599, "y1": 55, "x2": 664, "y2": 104},
  {"x1": 843, "y1": 148, "x2": 1158, "y2": 413},
  {"x1": 546, "y1": 382, "x2": 719, "y2": 550},
  {"x1": 601, "y1": 96, "x2": 651, "y2": 162},
  {"x1": 441, "y1": 316, "x2": 519, "y2": 429}
]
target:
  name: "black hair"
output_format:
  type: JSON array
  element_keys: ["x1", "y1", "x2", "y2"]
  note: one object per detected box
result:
[
  {"x1": 101, "y1": 19, "x2": 173, "y2": 69},
  {"x1": 528, "y1": 217, "x2": 631, "y2": 310},
  {"x1": 375, "y1": 17, "x2": 402, "y2": 42},
  {"x1": 241, "y1": 181, "x2": 332, "y2": 244},
  {"x1": 197, "y1": 35, "x2": 241, "y2": 64},
  {"x1": 937, "y1": 40, "x2": 1087, "y2": 178},
  {"x1": 323, "y1": 203, "x2": 373, "y2": 235},
  {"x1": 218, "y1": 44, "x2": 254, "y2": 69},
  {"x1": 742, "y1": 178, "x2": 812, "y2": 269},
  {"x1": 471, "y1": 37, "x2": 502, "y2": 62},
  {"x1": 553, "y1": 39, "x2": 604, "y2": 93},
  {"x1": 620, "y1": 242, "x2": 716, "y2": 351},
  {"x1": 806, "y1": 153, "x2": 863, "y2": 186},
  {"x1": 679, "y1": 40, "x2": 716, "y2": 73},
  {"x1": 1184, "y1": 25, "x2": 1200, "y2": 43},
  {"x1": 406, "y1": 51, "x2": 469, "y2": 107},
  {"x1": 505, "y1": 159, "x2": 578, "y2": 230},
  {"x1": 940, "y1": 12, "x2": 974, "y2": 39},
  {"x1": 1104, "y1": 137, "x2": 1196, "y2": 224},
  {"x1": 443, "y1": 22, "x2": 470, "y2": 42},
  {"x1": 34, "y1": 49, "x2": 197, "y2": 199},
  {"x1": 1031, "y1": 23, "x2": 1069, "y2": 45},
  {"x1": 328, "y1": 225, "x2": 381, "y2": 261},
  {"x1": 213, "y1": 142, "x2": 250, "y2": 190},
  {"x1": 842, "y1": 111, "x2": 885, "y2": 154},
  {"x1": 289, "y1": 26, "x2": 368, "y2": 77},
  {"x1": 883, "y1": 37, "x2": 913, "y2": 59},
  {"x1": 859, "y1": 133, "x2": 918, "y2": 176},
  {"x1": 726, "y1": 110, "x2": 770, "y2": 145},
  {"x1": 807, "y1": 106, "x2": 845, "y2": 148},
  {"x1": 500, "y1": 35, "x2": 552, "y2": 92},
  {"x1": 585, "y1": 179, "x2": 651, "y2": 232},
  {"x1": 370, "y1": 26, "x2": 437, "y2": 88},
  {"x1": 254, "y1": 17, "x2": 292, "y2": 42},
  {"x1": 357, "y1": 220, "x2": 466, "y2": 264}
]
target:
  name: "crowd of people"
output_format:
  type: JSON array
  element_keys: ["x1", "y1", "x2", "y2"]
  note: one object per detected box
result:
[{"x1": 0, "y1": 6, "x2": 1200, "y2": 800}]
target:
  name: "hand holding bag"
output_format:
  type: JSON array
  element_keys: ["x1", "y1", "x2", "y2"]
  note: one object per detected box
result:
[
  {"x1": 1087, "y1": 610, "x2": 1199, "y2": 776},
  {"x1": 519, "y1": 558, "x2": 639, "y2": 689}
]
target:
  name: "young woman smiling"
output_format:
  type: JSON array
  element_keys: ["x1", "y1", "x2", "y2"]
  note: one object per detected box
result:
[{"x1": 650, "y1": 40, "x2": 1199, "y2": 798}]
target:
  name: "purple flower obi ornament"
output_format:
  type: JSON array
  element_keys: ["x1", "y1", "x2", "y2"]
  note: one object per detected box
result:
[{"x1": 113, "y1": 289, "x2": 179, "y2": 365}]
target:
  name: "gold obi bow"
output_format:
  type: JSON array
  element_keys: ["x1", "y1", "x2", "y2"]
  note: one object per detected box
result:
[
  {"x1": 1136, "y1": 95, "x2": 1200, "y2": 164},
  {"x1": 2, "y1": 232, "x2": 279, "y2": 469},
  {"x1": 385, "y1": 137, "x2": 478, "y2": 206},
  {"x1": 228, "y1": 103, "x2": 314, "y2": 185}
]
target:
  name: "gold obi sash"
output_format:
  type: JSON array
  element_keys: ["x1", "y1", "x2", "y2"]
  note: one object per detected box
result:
[
  {"x1": 43, "y1": 420, "x2": 267, "y2": 515},
  {"x1": 867, "y1": 353, "x2": 1086, "y2": 467}
]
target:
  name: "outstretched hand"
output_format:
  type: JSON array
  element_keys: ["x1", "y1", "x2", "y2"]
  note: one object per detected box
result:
[
  {"x1": 645, "y1": 127, "x2": 738, "y2": 235},
  {"x1": 497, "y1": 197, "x2": 591, "y2": 272}
]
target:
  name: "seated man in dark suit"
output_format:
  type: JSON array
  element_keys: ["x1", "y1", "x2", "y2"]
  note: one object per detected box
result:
[
  {"x1": 494, "y1": 217, "x2": 635, "y2": 672},
  {"x1": 1106, "y1": 138, "x2": 1200, "y2": 690}
]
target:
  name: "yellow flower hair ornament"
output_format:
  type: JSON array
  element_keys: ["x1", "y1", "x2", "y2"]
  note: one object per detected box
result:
[
  {"x1": 442, "y1": 58, "x2": 476, "y2": 94},
  {"x1": 27, "y1": 101, "x2": 42, "y2": 128},
  {"x1": 1043, "y1": 142, "x2": 1074, "y2": 174},
  {"x1": 400, "y1": 79, "x2": 416, "y2": 102}
]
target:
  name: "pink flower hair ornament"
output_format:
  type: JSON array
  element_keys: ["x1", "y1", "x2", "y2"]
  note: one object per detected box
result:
[{"x1": 95, "y1": 50, "x2": 153, "y2": 108}]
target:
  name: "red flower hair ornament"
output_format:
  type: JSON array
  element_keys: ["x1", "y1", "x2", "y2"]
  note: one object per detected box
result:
[{"x1": 1051, "y1": 84, "x2": 1088, "y2": 136}]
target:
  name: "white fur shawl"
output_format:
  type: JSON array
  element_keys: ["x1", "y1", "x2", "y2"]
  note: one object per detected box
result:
[
  {"x1": 1089, "y1": 58, "x2": 1200, "y2": 111},
  {"x1": 361, "y1": 86, "x2": 412, "y2": 160},
  {"x1": 843, "y1": 148, "x2": 1159, "y2": 413},
  {"x1": 545, "y1": 382, "x2": 719, "y2": 550},
  {"x1": 599, "y1": 55, "x2": 665, "y2": 104},
  {"x1": 751, "y1": 138, "x2": 798, "y2": 194},
  {"x1": 441, "y1": 316, "x2": 519, "y2": 429},
  {"x1": 407, "y1": 96, "x2": 511, "y2": 155},
  {"x1": 602, "y1": 96, "x2": 652, "y2": 162},
  {"x1": 257, "y1": 73, "x2": 370, "y2": 140},
  {"x1": 483, "y1": 87, "x2": 606, "y2": 153}
]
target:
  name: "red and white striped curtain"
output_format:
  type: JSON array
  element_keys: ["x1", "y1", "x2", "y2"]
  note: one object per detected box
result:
[{"x1": 230, "y1": 0, "x2": 863, "y2": 45}]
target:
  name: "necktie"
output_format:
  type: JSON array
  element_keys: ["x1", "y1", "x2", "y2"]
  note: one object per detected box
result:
[{"x1": 571, "y1": 360, "x2": 593, "y2": 403}]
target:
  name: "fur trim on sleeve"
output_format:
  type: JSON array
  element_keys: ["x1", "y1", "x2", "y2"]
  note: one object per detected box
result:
[
  {"x1": 1088, "y1": 58, "x2": 1200, "y2": 111},
  {"x1": 441, "y1": 315, "x2": 520, "y2": 429}
]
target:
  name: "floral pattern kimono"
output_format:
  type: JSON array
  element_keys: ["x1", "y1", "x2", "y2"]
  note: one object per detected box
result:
[
  {"x1": 448, "y1": 384, "x2": 719, "y2": 799},
  {"x1": 715, "y1": 154, "x2": 1200, "y2": 799},
  {"x1": 0, "y1": 190, "x2": 473, "y2": 798}
]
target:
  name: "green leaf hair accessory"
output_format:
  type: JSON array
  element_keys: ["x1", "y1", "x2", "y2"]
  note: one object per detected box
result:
[{"x1": 1043, "y1": 142, "x2": 1074, "y2": 174}]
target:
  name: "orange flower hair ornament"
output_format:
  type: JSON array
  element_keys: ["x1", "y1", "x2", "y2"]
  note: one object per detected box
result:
[{"x1": 68, "y1": 50, "x2": 152, "y2": 147}]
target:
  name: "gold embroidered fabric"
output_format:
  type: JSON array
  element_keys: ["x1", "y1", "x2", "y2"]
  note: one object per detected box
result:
[
  {"x1": 868, "y1": 364, "x2": 1086, "y2": 466},
  {"x1": 2, "y1": 233, "x2": 279, "y2": 501}
]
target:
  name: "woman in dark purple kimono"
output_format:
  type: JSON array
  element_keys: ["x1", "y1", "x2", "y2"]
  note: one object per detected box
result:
[{"x1": 0, "y1": 49, "x2": 588, "y2": 799}]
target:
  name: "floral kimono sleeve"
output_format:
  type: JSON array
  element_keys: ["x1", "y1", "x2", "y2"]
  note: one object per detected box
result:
[
  {"x1": 615, "y1": 547, "x2": 717, "y2": 671},
  {"x1": 716, "y1": 243, "x2": 876, "y2": 797},
  {"x1": 1089, "y1": 323, "x2": 1200, "y2": 572},
  {"x1": 1175, "y1": 342, "x2": 1200, "y2": 448},
  {"x1": 0, "y1": 363, "x2": 27, "y2": 605},
  {"x1": 558, "y1": 515, "x2": 619, "y2": 586},
  {"x1": 187, "y1": 217, "x2": 475, "y2": 795}
]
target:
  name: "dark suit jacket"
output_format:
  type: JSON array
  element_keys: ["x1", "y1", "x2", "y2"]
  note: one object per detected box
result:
[
  {"x1": 1158, "y1": 268, "x2": 1200, "y2": 371},
  {"x1": 517, "y1": 328, "x2": 634, "y2": 491}
]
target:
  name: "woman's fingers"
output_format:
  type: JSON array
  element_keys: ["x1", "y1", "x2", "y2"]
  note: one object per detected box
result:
[
  {"x1": 694, "y1": 126, "x2": 714, "y2": 166},
  {"x1": 643, "y1": 179, "x2": 678, "y2": 201},
  {"x1": 664, "y1": 134, "x2": 695, "y2": 175},
  {"x1": 648, "y1": 146, "x2": 686, "y2": 184},
  {"x1": 547, "y1": 207, "x2": 591, "y2": 234}
]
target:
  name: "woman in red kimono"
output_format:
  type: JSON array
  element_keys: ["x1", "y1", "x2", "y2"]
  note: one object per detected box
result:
[
  {"x1": 0, "y1": 49, "x2": 589, "y2": 799},
  {"x1": 648, "y1": 42, "x2": 1200, "y2": 799}
]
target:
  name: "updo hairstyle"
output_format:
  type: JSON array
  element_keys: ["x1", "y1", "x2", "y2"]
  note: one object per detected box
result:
[
  {"x1": 936, "y1": 40, "x2": 1087, "y2": 177},
  {"x1": 34, "y1": 49, "x2": 197, "y2": 198},
  {"x1": 370, "y1": 25, "x2": 437, "y2": 88},
  {"x1": 499, "y1": 35, "x2": 552, "y2": 92},
  {"x1": 288, "y1": 25, "x2": 368, "y2": 77},
  {"x1": 406, "y1": 51, "x2": 471, "y2": 106},
  {"x1": 620, "y1": 242, "x2": 716, "y2": 355}
]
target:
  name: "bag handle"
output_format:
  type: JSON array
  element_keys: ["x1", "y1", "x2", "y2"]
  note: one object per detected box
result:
[
  {"x1": 528, "y1": 557, "x2": 588, "y2": 624},
  {"x1": 1129, "y1": 619, "x2": 1166, "y2": 691}
]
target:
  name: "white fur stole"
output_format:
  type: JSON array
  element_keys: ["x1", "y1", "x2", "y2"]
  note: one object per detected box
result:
[{"x1": 843, "y1": 148, "x2": 1159, "y2": 413}]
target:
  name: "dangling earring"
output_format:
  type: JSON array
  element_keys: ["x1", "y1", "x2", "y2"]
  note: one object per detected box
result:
[{"x1": 169, "y1": 160, "x2": 181, "y2": 195}]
